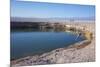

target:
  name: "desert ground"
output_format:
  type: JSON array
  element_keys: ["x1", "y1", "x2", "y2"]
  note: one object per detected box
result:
[{"x1": 11, "y1": 22, "x2": 95, "y2": 66}]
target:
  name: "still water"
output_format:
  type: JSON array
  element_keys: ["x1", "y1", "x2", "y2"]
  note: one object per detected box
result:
[{"x1": 11, "y1": 29, "x2": 85, "y2": 60}]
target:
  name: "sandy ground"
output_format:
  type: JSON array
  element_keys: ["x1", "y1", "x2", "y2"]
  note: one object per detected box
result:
[{"x1": 11, "y1": 22, "x2": 95, "y2": 66}]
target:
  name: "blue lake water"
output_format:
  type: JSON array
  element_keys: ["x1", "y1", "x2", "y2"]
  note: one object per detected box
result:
[{"x1": 11, "y1": 29, "x2": 85, "y2": 60}]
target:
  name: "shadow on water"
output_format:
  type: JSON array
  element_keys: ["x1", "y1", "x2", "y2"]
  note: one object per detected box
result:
[{"x1": 11, "y1": 27, "x2": 67, "y2": 32}]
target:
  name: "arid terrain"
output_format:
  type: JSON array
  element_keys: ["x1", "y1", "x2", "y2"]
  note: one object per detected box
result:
[{"x1": 11, "y1": 22, "x2": 95, "y2": 66}]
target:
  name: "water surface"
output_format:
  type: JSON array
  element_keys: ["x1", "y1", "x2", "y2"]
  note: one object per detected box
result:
[{"x1": 11, "y1": 29, "x2": 85, "y2": 60}]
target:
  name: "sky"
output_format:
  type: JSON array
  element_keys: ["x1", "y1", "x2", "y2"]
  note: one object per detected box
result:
[{"x1": 11, "y1": 0, "x2": 95, "y2": 18}]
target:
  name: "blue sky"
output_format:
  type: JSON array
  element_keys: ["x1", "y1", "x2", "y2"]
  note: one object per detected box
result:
[{"x1": 11, "y1": 0, "x2": 95, "y2": 18}]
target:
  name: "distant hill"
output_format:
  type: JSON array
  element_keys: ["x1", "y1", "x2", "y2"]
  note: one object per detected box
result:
[{"x1": 11, "y1": 17, "x2": 95, "y2": 23}]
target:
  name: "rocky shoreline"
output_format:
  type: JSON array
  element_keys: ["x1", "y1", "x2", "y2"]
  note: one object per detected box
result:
[{"x1": 11, "y1": 22, "x2": 95, "y2": 66}]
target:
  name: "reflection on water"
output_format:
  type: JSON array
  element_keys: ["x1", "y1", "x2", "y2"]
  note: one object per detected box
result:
[
  {"x1": 11, "y1": 28, "x2": 85, "y2": 60},
  {"x1": 11, "y1": 27, "x2": 66, "y2": 32}
]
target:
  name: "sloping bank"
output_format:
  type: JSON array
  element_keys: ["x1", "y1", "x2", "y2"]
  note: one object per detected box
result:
[{"x1": 11, "y1": 23, "x2": 95, "y2": 66}]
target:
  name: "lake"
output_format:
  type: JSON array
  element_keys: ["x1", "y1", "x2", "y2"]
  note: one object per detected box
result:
[{"x1": 11, "y1": 29, "x2": 85, "y2": 60}]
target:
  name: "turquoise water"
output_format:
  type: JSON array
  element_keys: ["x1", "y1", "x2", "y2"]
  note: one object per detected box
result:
[{"x1": 11, "y1": 29, "x2": 85, "y2": 60}]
